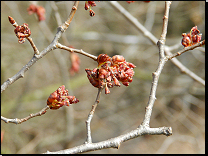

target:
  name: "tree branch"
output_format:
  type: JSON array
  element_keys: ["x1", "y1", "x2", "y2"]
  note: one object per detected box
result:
[
  {"x1": 142, "y1": 1, "x2": 171, "y2": 127},
  {"x1": 44, "y1": 126, "x2": 172, "y2": 154},
  {"x1": 1, "y1": 106, "x2": 50, "y2": 124},
  {"x1": 108, "y1": 1, "x2": 205, "y2": 86},
  {"x1": 85, "y1": 88, "x2": 103, "y2": 144},
  {"x1": 56, "y1": 43, "x2": 98, "y2": 61},
  {"x1": 167, "y1": 40, "x2": 205, "y2": 60},
  {"x1": 1, "y1": 2, "x2": 79, "y2": 93}
]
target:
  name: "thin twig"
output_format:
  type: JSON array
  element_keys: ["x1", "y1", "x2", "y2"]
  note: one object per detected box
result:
[
  {"x1": 157, "y1": 1, "x2": 171, "y2": 58},
  {"x1": 1, "y1": 106, "x2": 50, "y2": 124},
  {"x1": 164, "y1": 47, "x2": 205, "y2": 86},
  {"x1": 85, "y1": 88, "x2": 103, "y2": 144},
  {"x1": 26, "y1": 37, "x2": 40, "y2": 55},
  {"x1": 167, "y1": 40, "x2": 205, "y2": 60},
  {"x1": 60, "y1": 1, "x2": 79, "y2": 31},
  {"x1": 56, "y1": 43, "x2": 98, "y2": 61}
]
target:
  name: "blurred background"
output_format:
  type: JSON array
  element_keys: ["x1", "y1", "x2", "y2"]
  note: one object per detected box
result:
[{"x1": 1, "y1": 1, "x2": 205, "y2": 154}]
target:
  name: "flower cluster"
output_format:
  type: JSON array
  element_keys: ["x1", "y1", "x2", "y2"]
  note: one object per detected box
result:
[
  {"x1": 47, "y1": 85, "x2": 79, "y2": 110},
  {"x1": 27, "y1": 4, "x2": 46, "y2": 21},
  {"x1": 8, "y1": 16, "x2": 31, "y2": 44},
  {"x1": 85, "y1": 54, "x2": 136, "y2": 94},
  {"x1": 84, "y1": 1, "x2": 97, "y2": 17},
  {"x1": 181, "y1": 26, "x2": 202, "y2": 47}
]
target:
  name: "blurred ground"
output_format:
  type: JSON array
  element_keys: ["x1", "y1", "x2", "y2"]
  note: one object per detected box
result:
[{"x1": 1, "y1": 1, "x2": 205, "y2": 154}]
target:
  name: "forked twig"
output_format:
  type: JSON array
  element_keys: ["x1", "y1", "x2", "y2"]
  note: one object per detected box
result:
[
  {"x1": 1, "y1": 1, "x2": 79, "y2": 93},
  {"x1": 142, "y1": 1, "x2": 171, "y2": 127},
  {"x1": 109, "y1": 1, "x2": 205, "y2": 86},
  {"x1": 60, "y1": 1, "x2": 79, "y2": 31}
]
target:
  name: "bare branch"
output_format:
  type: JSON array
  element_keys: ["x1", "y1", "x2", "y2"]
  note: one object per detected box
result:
[
  {"x1": 56, "y1": 43, "x2": 98, "y2": 61},
  {"x1": 60, "y1": 1, "x2": 79, "y2": 31},
  {"x1": 85, "y1": 88, "x2": 103, "y2": 144},
  {"x1": 167, "y1": 40, "x2": 205, "y2": 60},
  {"x1": 1, "y1": 106, "x2": 50, "y2": 124},
  {"x1": 141, "y1": 1, "x2": 171, "y2": 127},
  {"x1": 157, "y1": 1, "x2": 171, "y2": 58},
  {"x1": 44, "y1": 126, "x2": 172, "y2": 154}
]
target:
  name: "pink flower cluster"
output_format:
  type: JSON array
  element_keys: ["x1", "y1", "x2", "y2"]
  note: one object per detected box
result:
[
  {"x1": 85, "y1": 54, "x2": 136, "y2": 94},
  {"x1": 8, "y1": 16, "x2": 31, "y2": 44},
  {"x1": 181, "y1": 26, "x2": 202, "y2": 47},
  {"x1": 47, "y1": 85, "x2": 79, "y2": 110}
]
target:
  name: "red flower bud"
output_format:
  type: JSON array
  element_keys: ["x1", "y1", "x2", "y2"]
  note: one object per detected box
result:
[
  {"x1": 181, "y1": 33, "x2": 191, "y2": 47},
  {"x1": 105, "y1": 86, "x2": 110, "y2": 94},
  {"x1": 85, "y1": 69, "x2": 100, "y2": 88},
  {"x1": 112, "y1": 55, "x2": 125, "y2": 64},
  {"x1": 85, "y1": 2, "x2": 90, "y2": 10},
  {"x1": 97, "y1": 54, "x2": 112, "y2": 67},
  {"x1": 89, "y1": 9, "x2": 95, "y2": 17}
]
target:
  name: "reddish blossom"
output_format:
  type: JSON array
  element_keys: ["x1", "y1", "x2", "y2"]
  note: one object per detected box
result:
[
  {"x1": 181, "y1": 26, "x2": 202, "y2": 47},
  {"x1": 86, "y1": 54, "x2": 136, "y2": 94},
  {"x1": 89, "y1": 9, "x2": 95, "y2": 17},
  {"x1": 27, "y1": 4, "x2": 45, "y2": 21},
  {"x1": 84, "y1": 1, "x2": 97, "y2": 17},
  {"x1": 70, "y1": 52, "x2": 80, "y2": 76},
  {"x1": 14, "y1": 23, "x2": 31, "y2": 43},
  {"x1": 47, "y1": 85, "x2": 79, "y2": 110}
]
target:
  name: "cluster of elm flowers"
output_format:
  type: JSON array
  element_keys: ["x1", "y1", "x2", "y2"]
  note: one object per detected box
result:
[
  {"x1": 85, "y1": 54, "x2": 136, "y2": 94},
  {"x1": 8, "y1": 16, "x2": 31, "y2": 44},
  {"x1": 47, "y1": 85, "x2": 79, "y2": 110},
  {"x1": 181, "y1": 26, "x2": 202, "y2": 47}
]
